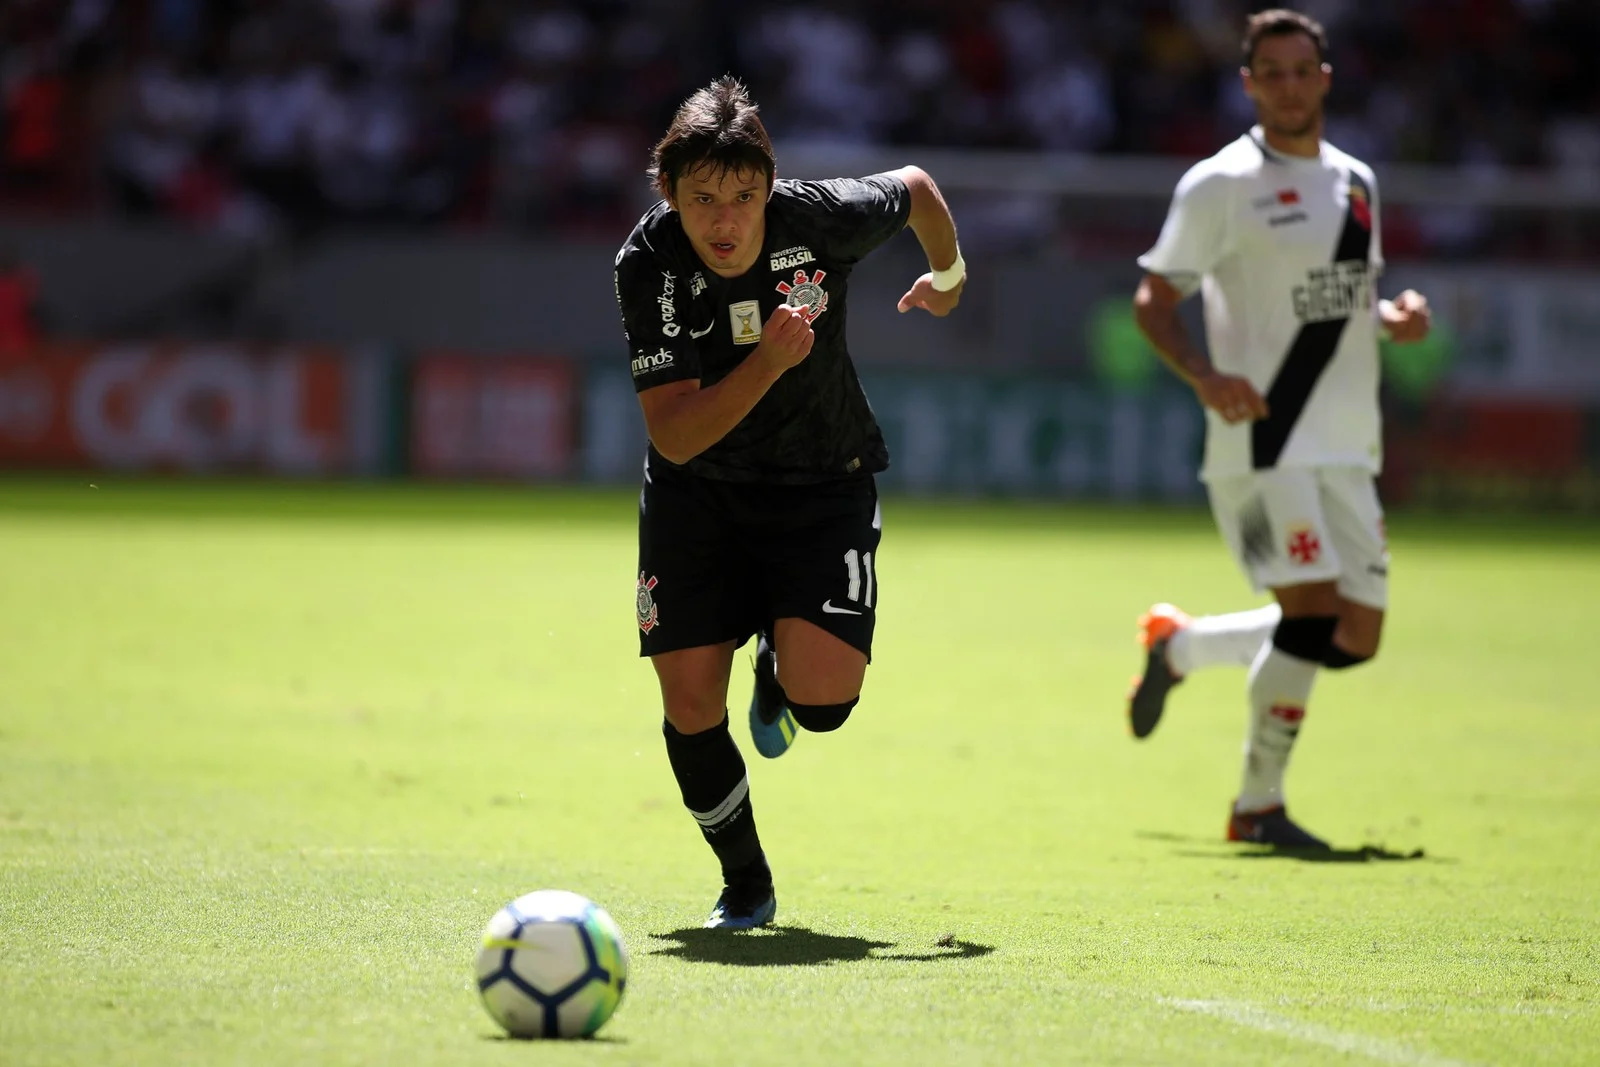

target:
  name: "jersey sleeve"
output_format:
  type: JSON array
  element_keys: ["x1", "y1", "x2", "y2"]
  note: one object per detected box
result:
[
  {"x1": 614, "y1": 240, "x2": 700, "y2": 393},
  {"x1": 791, "y1": 174, "x2": 911, "y2": 265},
  {"x1": 1137, "y1": 164, "x2": 1236, "y2": 298}
]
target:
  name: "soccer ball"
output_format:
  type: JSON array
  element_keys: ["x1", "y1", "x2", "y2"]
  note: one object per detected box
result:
[{"x1": 473, "y1": 889, "x2": 629, "y2": 1039}]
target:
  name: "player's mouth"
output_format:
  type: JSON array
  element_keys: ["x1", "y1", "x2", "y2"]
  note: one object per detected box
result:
[{"x1": 708, "y1": 240, "x2": 737, "y2": 259}]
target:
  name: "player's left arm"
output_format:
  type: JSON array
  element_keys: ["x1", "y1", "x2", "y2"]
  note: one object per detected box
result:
[
  {"x1": 888, "y1": 165, "x2": 964, "y2": 317},
  {"x1": 1378, "y1": 290, "x2": 1431, "y2": 343},
  {"x1": 1364, "y1": 168, "x2": 1431, "y2": 345}
]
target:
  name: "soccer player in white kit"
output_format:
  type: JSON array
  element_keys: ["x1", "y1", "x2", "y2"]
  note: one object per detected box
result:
[{"x1": 1126, "y1": 9, "x2": 1432, "y2": 848}]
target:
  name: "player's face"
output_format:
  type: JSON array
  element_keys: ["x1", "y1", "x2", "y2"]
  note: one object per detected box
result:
[
  {"x1": 1243, "y1": 33, "x2": 1330, "y2": 139},
  {"x1": 671, "y1": 165, "x2": 769, "y2": 278}
]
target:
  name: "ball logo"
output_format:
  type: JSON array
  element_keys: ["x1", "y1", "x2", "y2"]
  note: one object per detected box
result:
[
  {"x1": 636, "y1": 572, "x2": 660, "y2": 633},
  {"x1": 775, "y1": 269, "x2": 829, "y2": 325}
]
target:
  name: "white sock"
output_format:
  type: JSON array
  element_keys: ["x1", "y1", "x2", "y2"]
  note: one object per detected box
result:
[
  {"x1": 1168, "y1": 604, "x2": 1282, "y2": 677},
  {"x1": 1236, "y1": 639, "x2": 1318, "y2": 813}
]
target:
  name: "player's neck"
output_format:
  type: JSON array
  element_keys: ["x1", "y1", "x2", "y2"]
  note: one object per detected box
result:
[{"x1": 1260, "y1": 121, "x2": 1322, "y2": 160}]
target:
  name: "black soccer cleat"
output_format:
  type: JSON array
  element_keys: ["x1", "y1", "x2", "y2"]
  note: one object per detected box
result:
[
  {"x1": 704, "y1": 880, "x2": 777, "y2": 930},
  {"x1": 1127, "y1": 604, "x2": 1190, "y2": 739},
  {"x1": 1227, "y1": 804, "x2": 1331, "y2": 849}
]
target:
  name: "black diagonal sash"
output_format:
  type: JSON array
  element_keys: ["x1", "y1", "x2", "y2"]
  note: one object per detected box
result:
[{"x1": 1251, "y1": 170, "x2": 1374, "y2": 469}]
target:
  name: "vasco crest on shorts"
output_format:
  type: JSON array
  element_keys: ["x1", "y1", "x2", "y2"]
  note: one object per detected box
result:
[
  {"x1": 636, "y1": 571, "x2": 660, "y2": 633},
  {"x1": 776, "y1": 269, "x2": 829, "y2": 325}
]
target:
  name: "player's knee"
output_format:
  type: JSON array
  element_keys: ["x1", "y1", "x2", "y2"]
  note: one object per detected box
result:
[
  {"x1": 1324, "y1": 645, "x2": 1376, "y2": 670},
  {"x1": 787, "y1": 697, "x2": 858, "y2": 733},
  {"x1": 1272, "y1": 615, "x2": 1339, "y2": 662},
  {"x1": 661, "y1": 701, "x2": 728, "y2": 735}
]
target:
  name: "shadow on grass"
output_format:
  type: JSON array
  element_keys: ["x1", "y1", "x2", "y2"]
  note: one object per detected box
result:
[
  {"x1": 1140, "y1": 830, "x2": 1438, "y2": 863},
  {"x1": 483, "y1": 1033, "x2": 630, "y2": 1045},
  {"x1": 1171, "y1": 844, "x2": 1431, "y2": 863},
  {"x1": 649, "y1": 925, "x2": 995, "y2": 967}
]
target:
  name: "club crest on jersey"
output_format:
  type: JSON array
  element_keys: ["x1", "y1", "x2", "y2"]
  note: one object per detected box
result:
[
  {"x1": 1286, "y1": 525, "x2": 1322, "y2": 566},
  {"x1": 636, "y1": 572, "x2": 660, "y2": 633},
  {"x1": 776, "y1": 269, "x2": 829, "y2": 324},
  {"x1": 1347, "y1": 176, "x2": 1372, "y2": 232}
]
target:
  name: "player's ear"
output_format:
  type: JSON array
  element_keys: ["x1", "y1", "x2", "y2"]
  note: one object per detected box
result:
[{"x1": 659, "y1": 174, "x2": 676, "y2": 211}]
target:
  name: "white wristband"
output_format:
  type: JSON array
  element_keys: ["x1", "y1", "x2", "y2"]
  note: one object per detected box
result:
[{"x1": 930, "y1": 251, "x2": 966, "y2": 292}]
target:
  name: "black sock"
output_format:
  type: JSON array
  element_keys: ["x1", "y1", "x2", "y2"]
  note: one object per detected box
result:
[{"x1": 662, "y1": 716, "x2": 769, "y2": 885}]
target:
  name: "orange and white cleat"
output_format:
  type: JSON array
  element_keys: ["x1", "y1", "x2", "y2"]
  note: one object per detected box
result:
[{"x1": 1127, "y1": 603, "x2": 1191, "y2": 739}]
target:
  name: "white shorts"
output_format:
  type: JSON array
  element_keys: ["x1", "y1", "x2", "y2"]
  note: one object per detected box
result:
[{"x1": 1206, "y1": 466, "x2": 1389, "y2": 609}]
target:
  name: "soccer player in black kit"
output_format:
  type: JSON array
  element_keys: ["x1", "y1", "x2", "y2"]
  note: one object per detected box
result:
[{"x1": 615, "y1": 77, "x2": 965, "y2": 929}]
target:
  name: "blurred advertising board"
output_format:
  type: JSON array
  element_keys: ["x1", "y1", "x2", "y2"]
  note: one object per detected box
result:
[
  {"x1": 0, "y1": 342, "x2": 388, "y2": 474},
  {"x1": 1384, "y1": 394, "x2": 1600, "y2": 512},
  {"x1": 411, "y1": 354, "x2": 576, "y2": 480},
  {"x1": 1385, "y1": 266, "x2": 1600, "y2": 401}
]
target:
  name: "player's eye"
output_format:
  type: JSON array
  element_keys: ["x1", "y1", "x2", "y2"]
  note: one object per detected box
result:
[{"x1": 737, "y1": 193, "x2": 754, "y2": 203}]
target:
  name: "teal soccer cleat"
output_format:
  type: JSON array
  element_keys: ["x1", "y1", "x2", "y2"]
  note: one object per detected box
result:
[{"x1": 747, "y1": 631, "x2": 798, "y2": 759}]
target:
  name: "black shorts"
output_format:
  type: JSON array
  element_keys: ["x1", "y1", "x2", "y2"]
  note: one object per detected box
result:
[{"x1": 636, "y1": 461, "x2": 881, "y2": 659}]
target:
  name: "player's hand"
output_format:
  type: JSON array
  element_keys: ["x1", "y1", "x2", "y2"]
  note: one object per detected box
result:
[
  {"x1": 754, "y1": 304, "x2": 815, "y2": 372},
  {"x1": 1383, "y1": 289, "x2": 1431, "y2": 343},
  {"x1": 1194, "y1": 370, "x2": 1269, "y2": 424},
  {"x1": 897, "y1": 274, "x2": 962, "y2": 317}
]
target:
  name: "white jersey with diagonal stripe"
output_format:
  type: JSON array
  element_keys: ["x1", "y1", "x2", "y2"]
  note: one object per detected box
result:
[{"x1": 1138, "y1": 126, "x2": 1385, "y2": 482}]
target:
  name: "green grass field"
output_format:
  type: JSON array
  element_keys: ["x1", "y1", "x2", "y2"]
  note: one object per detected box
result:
[{"x1": 1, "y1": 478, "x2": 1596, "y2": 1066}]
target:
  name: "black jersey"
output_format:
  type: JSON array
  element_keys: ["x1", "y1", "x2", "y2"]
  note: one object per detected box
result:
[{"x1": 614, "y1": 174, "x2": 911, "y2": 484}]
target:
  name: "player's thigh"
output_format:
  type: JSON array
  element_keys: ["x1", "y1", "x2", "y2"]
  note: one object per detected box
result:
[
  {"x1": 1318, "y1": 467, "x2": 1390, "y2": 611},
  {"x1": 637, "y1": 466, "x2": 763, "y2": 661},
  {"x1": 764, "y1": 476, "x2": 881, "y2": 677},
  {"x1": 1207, "y1": 467, "x2": 1342, "y2": 597},
  {"x1": 1318, "y1": 468, "x2": 1389, "y2": 655},
  {"x1": 650, "y1": 641, "x2": 739, "y2": 734},
  {"x1": 771, "y1": 617, "x2": 866, "y2": 705}
]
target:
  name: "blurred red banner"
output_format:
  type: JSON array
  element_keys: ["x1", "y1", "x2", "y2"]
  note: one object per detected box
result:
[
  {"x1": 411, "y1": 354, "x2": 575, "y2": 480},
  {"x1": 0, "y1": 342, "x2": 373, "y2": 474}
]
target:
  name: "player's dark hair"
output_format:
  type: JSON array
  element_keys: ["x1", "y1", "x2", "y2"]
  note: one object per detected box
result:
[
  {"x1": 649, "y1": 76, "x2": 775, "y2": 199},
  {"x1": 1242, "y1": 9, "x2": 1328, "y2": 69}
]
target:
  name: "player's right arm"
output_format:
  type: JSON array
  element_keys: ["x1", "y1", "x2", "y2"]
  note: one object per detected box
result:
[
  {"x1": 636, "y1": 305, "x2": 814, "y2": 465},
  {"x1": 1133, "y1": 166, "x2": 1267, "y2": 425},
  {"x1": 1134, "y1": 273, "x2": 1267, "y2": 424},
  {"x1": 614, "y1": 237, "x2": 818, "y2": 465}
]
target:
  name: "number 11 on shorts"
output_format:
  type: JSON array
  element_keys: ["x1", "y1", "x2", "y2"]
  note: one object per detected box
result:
[{"x1": 844, "y1": 549, "x2": 875, "y2": 608}]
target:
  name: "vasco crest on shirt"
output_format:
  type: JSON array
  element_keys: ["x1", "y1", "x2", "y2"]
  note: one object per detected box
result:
[
  {"x1": 776, "y1": 269, "x2": 829, "y2": 325},
  {"x1": 636, "y1": 571, "x2": 660, "y2": 633}
]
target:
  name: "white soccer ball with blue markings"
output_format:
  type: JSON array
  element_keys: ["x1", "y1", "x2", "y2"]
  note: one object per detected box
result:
[{"x1": 473, "y1": 889, "x2": 628, "y2": 1039}]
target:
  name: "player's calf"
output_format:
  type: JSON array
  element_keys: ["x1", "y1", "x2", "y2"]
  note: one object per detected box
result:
[
  {"x1": 1323, "y1": 645, "x2": 1374, "y2": 670},
  {"x1": 1328, "y1": 599, "x2": 1384, "y2": 668}
]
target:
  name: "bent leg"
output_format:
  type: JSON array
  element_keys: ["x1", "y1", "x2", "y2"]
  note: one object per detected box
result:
[{"x1": 772, "y1": 616, "x2": 866, "y2": 732}]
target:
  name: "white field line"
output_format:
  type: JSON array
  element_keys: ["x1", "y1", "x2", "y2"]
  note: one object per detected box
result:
[{"x1": 1161, "y1": 997, "x2": 1481, "y2": 1067}]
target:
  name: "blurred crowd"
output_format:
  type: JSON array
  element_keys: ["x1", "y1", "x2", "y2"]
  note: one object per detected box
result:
[{"x1": 2, "y1": 0, "x2": 1597, "y2": 246}]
